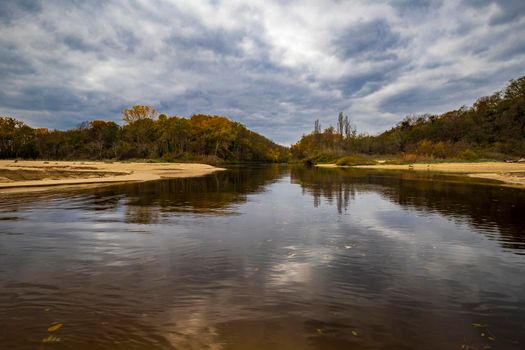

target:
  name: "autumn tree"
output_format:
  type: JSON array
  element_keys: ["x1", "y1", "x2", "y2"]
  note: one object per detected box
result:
[
  {"x1": 88, "y1": 120, "x2": 120, "y2": 158},
  {"x1": 120, "y1": 105, "x2": 158, "y2": 158},
  {"x1": 122, "y1": 105, "x2": 158, "y2": 124},
  {"x1": 0, "y1": 116, "x2": 35, "y2": 158}
]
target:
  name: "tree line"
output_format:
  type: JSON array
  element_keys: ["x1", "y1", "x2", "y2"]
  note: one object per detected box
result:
[
  {"x1": 292, "y1": 76, "x2": 525, "y2": 162},
  {"x1": 2, "y1": 75, "x2": 524, "y2": 164},
  {"x1": 0, "y1": 106, "x2": 289, "y2": 163}
]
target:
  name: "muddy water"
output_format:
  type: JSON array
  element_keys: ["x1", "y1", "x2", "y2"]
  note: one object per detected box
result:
[{"x1": 1, "y1": 166, "x2": 524, "y2": 349}]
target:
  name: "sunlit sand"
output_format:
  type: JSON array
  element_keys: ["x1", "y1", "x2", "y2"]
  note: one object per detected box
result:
[
  {"x1": 0, "y1": 160, "x2": 224, "y2": 192},
  {"x1": 317, "y1": 162, "x2": 525, "y2": 187}
]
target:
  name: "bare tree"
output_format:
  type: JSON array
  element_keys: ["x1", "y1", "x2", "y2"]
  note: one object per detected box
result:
[
  {"x1": 343, "y1": 115, "x2": 356, "y2": 138},
  {"x1": 344, "y1": 115, "x2": 350, "y2": 138},
  {"x1": 337, "y1": 112, "x2": 344, "y2": 136},
  {"x1": 314, "y1": 119, "x2": 321, "y2": 134}
]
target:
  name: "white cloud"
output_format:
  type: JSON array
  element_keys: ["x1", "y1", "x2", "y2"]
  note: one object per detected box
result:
[{"x1": 0, "y1": 0, "x2": 524, "y2": 144}]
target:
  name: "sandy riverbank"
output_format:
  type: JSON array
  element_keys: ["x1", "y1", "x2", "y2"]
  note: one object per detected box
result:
[
  {"x1": 0, "y1": 160, "x2": 224, "y2": 192},
  {"x1": 317, "y1": 162, "x2": 525, "y2": 187}
]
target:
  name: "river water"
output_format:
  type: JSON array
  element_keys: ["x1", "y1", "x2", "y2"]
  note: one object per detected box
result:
[{"x1": 1, "y1": 166, "x2": 524, "y2": 349}]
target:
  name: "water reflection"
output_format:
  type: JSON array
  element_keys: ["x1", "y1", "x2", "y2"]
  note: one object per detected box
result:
[
  {"x1": 1, "y1": 166, "x2": 525, "y2": 349},
  {"x1": 0, "y1": 165, "x2": 287, "y2": 224},
  {"x1": 291, "y1": 166, "x2": 525, "y2": 253}
]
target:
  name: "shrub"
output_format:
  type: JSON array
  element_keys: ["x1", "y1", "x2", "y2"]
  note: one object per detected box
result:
[
  {"x1": 401, "y1": 153, "x2": 419, "y2": 163},
  {"x1": 416, "y1": 139, "x2": 434, "y2": 155},
  {"x1": 335, "y1": 155, "x2": 375, "y2": 166},
  {"x1": 305, "y1": 152, "x2": 340, "y2": 164},
  {"x1": 459, "y1": 148, "x2": 479, "y2": 160},
  {"x1": 197, "y1": 155, "x2": 224, "y2": 166},
  {"x1": 432, "y1": 142, "x2": 447, "y2": 158},
  {"x1": 385, "y1": 153, "x2": 436, "y2": 164}
]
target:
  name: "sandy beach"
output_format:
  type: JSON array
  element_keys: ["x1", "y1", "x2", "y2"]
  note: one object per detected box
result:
[
  {"x1": 317, "y1": 162, "x2": 525, "y2": 187},
  {"x1": 0, "y1": 160, "x2": 224, "y2": 192}
]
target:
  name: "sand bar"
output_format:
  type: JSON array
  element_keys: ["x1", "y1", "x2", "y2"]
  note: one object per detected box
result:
[
  {"x1": 317, "y1": 162, "x2": 525, "y2": 188},
  {"x1": 0, "y1": 160, "x2": 225, "y2": 192}
]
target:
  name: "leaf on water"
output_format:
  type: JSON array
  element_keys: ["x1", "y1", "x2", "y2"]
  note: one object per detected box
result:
[
  {"x1": 471, "y1": 323, "x2": 486, "y2": 328},
  {"x1": 316, "y1": 328, "x2": 323, "y2": 334},
  {"x1": 488, "y1": 336, "x2": 496, "y2": 341},
  {"x1": 42, "y1": 335, "x2": 61, "y2": 343},
  {"x1": 47, "y1": 323, "x2": 63, "y2": 332},
  {"x1": 352, "y1": 330, "x2": 358, "y2": 336}
]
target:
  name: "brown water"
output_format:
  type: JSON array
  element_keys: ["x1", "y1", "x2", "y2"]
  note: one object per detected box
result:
[{"x1": 1, "y1": 165, "x2": 525, "y2": 349}]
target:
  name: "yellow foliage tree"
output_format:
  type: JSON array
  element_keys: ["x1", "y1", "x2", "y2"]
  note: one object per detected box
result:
[{"x1": 122, "y1": 105, "x2": 158, "y2": 124}]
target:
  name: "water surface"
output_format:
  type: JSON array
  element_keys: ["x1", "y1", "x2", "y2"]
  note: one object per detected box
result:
[{"x1": 1, "y1": 166, "x2": 525, "y2": 349}]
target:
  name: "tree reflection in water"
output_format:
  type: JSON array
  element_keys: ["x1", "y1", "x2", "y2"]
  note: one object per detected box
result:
[{"x1": 291, "y1": 166, "x2": 525, "y2": 253}]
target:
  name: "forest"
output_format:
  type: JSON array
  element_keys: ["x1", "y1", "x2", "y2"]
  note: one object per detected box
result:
[
  {"x1": 2, "y1": 76, "x2": 524, "y2": 165},
  {"x1": 0, "y1": 107, "x2": 289, "y2": 163},
  {"x1": 291, "y1": 76, "x2": 525, "y2": 164}
]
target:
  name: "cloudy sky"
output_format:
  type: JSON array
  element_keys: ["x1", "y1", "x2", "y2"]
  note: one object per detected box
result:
[{"x1": 1, "y1": 0, "x2": 524, "y2": 144}]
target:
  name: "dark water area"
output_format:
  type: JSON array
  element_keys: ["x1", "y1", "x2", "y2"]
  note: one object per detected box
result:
[{"x1": 1, "y1": 165, "x2": 525, "y2": 349}]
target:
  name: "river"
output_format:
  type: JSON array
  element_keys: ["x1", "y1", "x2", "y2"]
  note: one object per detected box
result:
[{"x1": 1, "y1": 165, "x2": 524, "y2": 349}]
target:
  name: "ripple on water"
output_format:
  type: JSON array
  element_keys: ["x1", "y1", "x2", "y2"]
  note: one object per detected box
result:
[{"x1": 1, "y1": 168, "x2": 525, "y2": 349}]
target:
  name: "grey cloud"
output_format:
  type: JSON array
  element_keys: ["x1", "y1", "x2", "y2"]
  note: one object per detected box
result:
[
  {"x1": 0, "y1": 0, "x2": 524, "y2": 144},
  {"x1": 0, "y1": 46, "x2": 35, "y2": 77},
  {"x1": 0, "y1": 87, "x2": 89, "y2": 112},
  {"x1": 335, "y1": 63, "x2": 407, "y2": 99},
  {"x1": 333, "y1": 20, "x2": 404, "y2": 61},
  {"x1": 490, "y1": 39, "x2": 525, "y2": 61},
  {"x1": 465, "y1": 0, "x2": 525, "y2": 25},
  {"x1": 164, "y1": 30, "x2": 243, "y2": 59},
  {"x1": 378, "y1": 72, "x2": 513, "y2": 115},
  {"x1": 0, "y1": 0, "x2": 42, "y2": 22},
  {"x1": 390, "y1": 0, "x2": 439, "y2": 11},
  {"x1": 61, "y1": 35, "x2": 97, "y2": 53},
  {"x1": 379, "y1": 85, "x2": 457, "y2": 114}
]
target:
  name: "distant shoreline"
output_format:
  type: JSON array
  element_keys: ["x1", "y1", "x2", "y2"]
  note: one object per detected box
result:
[
  {"x1": 316, "y1": 162, "x2": 525, "y2": 188},
  {"x1": 0, "y1": 160, "x2": 225, "y2": 192}
]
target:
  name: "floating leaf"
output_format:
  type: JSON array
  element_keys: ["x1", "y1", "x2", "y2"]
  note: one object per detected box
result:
[
  {"x1": 42, "y1": 335, "x2": 61, "y2": 343},
  {"x1": 488, "y1": 336, "x2": 496, "y2": 341},
  {"x1": 47, "y1": 323, "x2": 63, "y2": 332},
  {"x1": 352, "y1": 330, "x2": 358, "y2": 336},
  {"x1": 471, "y1": 323, "x2": 486, "y2": 328}
]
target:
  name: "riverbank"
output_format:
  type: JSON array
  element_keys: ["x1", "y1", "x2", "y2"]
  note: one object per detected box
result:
[
  {"x1": 317, "y1": 162, "x2": 525, "y2": 187},
  {"x1": 0, "y1": 160, "x2": 224, "y2": 192}
]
